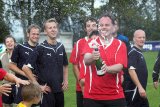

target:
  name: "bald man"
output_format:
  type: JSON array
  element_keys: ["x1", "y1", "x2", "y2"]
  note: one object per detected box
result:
[{"x1": 124, "y1": 29, "x2": 149, "y2": 107}]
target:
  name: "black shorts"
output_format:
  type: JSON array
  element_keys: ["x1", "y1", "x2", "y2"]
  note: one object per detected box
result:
[
  {"x1": 76, "y1": 91, "x2": 83, "y2": 107},
  {"x1": 40, "y1": 92, "x2": 64, "y2": 107},
  {"x1": 14, "y1": 85, "x2": 23, "y2": 104},
  {"x1": 125, "y1": 88, "x2": 149, "y2": 107},
  {"x1": 84, "y1": 98, "x2": 127, "y2": 107},
  {"x1": 2, "y1": 84, "x2": 16, "y2": 104}
]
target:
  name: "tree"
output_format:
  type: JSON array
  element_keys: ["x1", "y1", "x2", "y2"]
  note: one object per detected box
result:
[
  {"x1": 3, "y1": 0, "x2": 33, "y2": 41},
  {"x1": 0, "y1": 0, "x2": 9, "y2": 42}
]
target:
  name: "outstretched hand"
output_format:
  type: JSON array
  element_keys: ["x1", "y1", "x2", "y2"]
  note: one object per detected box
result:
[
  {"x1": 0, "y1": 84, "x2": 12, "y2": 96},
  {"x1": 15, "y1": 77, "x2": 30, "y2": 87}
]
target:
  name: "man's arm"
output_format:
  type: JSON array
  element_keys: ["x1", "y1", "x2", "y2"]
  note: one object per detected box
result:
[
  {"x1": 72, "y1": 64, "x2": 80, "y2": 81},
  {"x1": 129, "y1": 69, "x2": 146, "y2": 98},
  {"x1": 22, "y1": 64, "x2": 37, "y2": 83},
  {"x1": 152, "y1": 51, "x2": 160, "y2": 89},
  {"x1": 22, "y1": 64, "x2": 51, "y2": 93},
  {"x1": 102, "y1": 63, "x2": 123, "y2": 74},
  {"x1": 62, "y1": 65, "x2": 68, "y2": 91},
  {"x1": 84, "y1": 51, "x2": 124, "y2": 74},
  {"x1": 4, "y1": 73, "x2": 29, "y2": 87},
  {"x1": 8, "y1": 62, "x2": 26, "y2": 77}
]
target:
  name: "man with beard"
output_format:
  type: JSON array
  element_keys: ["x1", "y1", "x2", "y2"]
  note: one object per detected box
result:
[
  {"x1": 69, "y1": 17, "x2": 98, "y2": 107},
  {"x1": 82, "y1": 13, "x2": 127, "y2": 107}
]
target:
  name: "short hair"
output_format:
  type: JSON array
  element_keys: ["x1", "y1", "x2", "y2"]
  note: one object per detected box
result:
[
  {"x1": 43, "y1": 18, "x2": 59, "y2": 30},
  {"x1": 98, "y1": 13, "x2": 116, "y2": 25},
  {"x1": 3, "y1": 35, "x2": 16, "y2": 45},
  {"x1": 27, "y1": 24, "x2": 41, "y2": 34},
  {"x1": 89, "y1": 30, "x2": 99, "y2": 38},
  {"x1": 21, "y1": 82, "x2": 42, "y2": 102},
  {"x1": 84, "y1": 17, "x2": 97, "y2": 28}
]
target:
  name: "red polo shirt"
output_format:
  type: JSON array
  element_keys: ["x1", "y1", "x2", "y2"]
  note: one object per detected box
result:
[
  {"x1": 69, "y1": 37, "x2": 89, "y2": 91},
  {"x1": 82, "y1": 37, "x2": 127, "y2": 100}
]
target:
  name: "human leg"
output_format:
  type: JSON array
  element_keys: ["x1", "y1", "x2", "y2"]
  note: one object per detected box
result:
[
  {"x1": 40, "y1": 92, "x2": 55, "y2": 107},
  {"x1": 76, "y1": 91, "x2": 83, "y2": 107},
  {"x1": 54, "y1": 92, "x2": 64, "y2": 107}
]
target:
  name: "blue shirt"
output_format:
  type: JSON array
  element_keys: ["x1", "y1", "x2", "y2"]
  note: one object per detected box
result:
[
  {"x1": 116, "y1": 34, "x2": 131, "y2": 52},
  {"x1": 25, "y1": 40, "x2": 68, "y2": 93},
  {"x1": 11, "y1": 42, "x2": 37, "y2": 80},
  {"x1": 126, "y1": 46, "x2": 148, "y2": 90}
]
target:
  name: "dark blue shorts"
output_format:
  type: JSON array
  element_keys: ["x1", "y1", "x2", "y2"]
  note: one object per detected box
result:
[
  {"x1": 40, "y1": 92, "x2": 64, "y2": 107},
  {"x1": 125, "y1": 89, "x2": 149, "y2": 107}
]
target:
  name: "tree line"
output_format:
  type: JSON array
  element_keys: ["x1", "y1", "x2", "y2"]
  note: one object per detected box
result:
[{"x1": 0, "y1": 0, "x2": 160, "y2": 42}]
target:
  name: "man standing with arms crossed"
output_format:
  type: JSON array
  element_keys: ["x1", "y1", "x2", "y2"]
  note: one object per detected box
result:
[
  {"x1": 82, "y1": 13, "x2": 127, "y2": 107},
  {"x1": 124, "y1": 29, "x2": 149, "y2": 107},
  {"x1": 69, "y1": 17, "x2": 97, "y2": 107},
  {"x1": 22, "y1": 18, "x2": 69, "y2": 107}
]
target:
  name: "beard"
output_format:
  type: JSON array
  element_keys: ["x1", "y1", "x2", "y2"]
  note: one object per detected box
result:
[{"x1": 99, "y1": 30, "x2": 111, "y2": 39}]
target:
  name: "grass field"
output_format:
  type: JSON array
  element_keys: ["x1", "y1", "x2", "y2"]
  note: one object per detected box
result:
[{"x1": 64, "y1": 51, "x2": 160, "y2": 107}]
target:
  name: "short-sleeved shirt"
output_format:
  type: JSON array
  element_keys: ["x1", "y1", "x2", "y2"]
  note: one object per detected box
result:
[
  {"x1": 11, "y1": 42, "x2": 37, "y2": 80},
  {"x1": 69, "y1": 37, "x2": 89, "y2": 91},
  {"x1": 0, "y1": 68, "x2": 7, "y2": 80},
  {"x1": 125, "y1": 46, "x2": 148, "y2": 90},
  {"x1": 152, "y1": 51, "x2": 160, "y2": 82},
  {"x1": 116, "y1": 34, "x2": 131, "y2": 52},
  {"x1": 82, "y1": 37, "x2": 127, "y2": 100},
  {"x1": 25, "y1": 40, "x2": 68, "y2": 93},
  {"x1": 0, "y1": 50, "x2": 14, "y2": 83},
  {"x1": 0, "y1": 51, "x2": 14, "y2": 74}
]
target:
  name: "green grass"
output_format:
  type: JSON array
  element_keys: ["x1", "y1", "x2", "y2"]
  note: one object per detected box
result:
[
  {"x1": 64, "y1": 52, "x2": 160, "y2": 107},
  {"x1": 144, "y1": 51, "x2": 160, "y2": 107}
]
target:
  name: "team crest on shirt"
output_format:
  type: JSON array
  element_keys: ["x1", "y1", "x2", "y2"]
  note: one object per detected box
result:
[
  {"x1": 59, "y1": 52, "x2": 63, "y2": 56},
  {"x1": 25, "y1": 52, "x2": 29, "y2": 55},
  {"x1": 47, "y1": 53, "x2": 51, "y2": 56}
]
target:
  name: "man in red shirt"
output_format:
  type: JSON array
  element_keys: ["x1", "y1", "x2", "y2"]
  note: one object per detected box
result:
[
  {"x1": 69, "y1": 17, "x2": 97, "y2": 107},
  {"x1": 82, "y1": 13, "x2": 127, "y2": 107}
]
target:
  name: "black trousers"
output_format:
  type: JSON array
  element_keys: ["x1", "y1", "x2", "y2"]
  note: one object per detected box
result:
[
  {"x1": 76, "y1": 91, "x2": 84, "y2": 107},
  {"x1": 83, "y1": 98, "x2": 127, "y2": 107},
  {"x1": 40, "y1": 92, "x2": 64, "y2": 107}
]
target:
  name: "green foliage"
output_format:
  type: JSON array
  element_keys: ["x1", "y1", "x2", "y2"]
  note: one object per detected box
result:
[
  {"x1": 0, "y1": 0, "x2": 9, "y2": 42},
  {"x1": 2, "y1": 0, "x2": 160, "y2": 41},
  {"x1": 143, "y1": 51, "x2": 160, "y2": 107}
]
